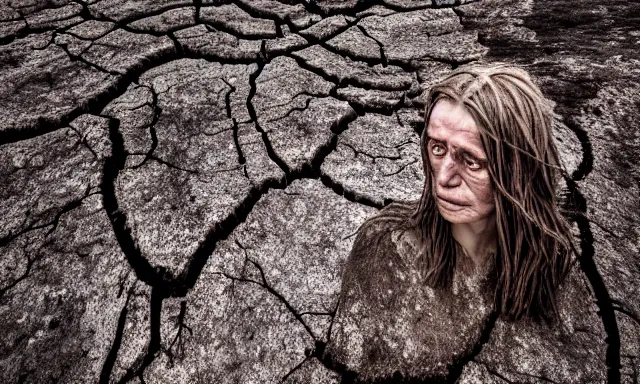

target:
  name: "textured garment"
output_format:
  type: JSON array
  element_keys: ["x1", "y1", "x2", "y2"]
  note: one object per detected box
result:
[
  {"x1": 325, "y1": 222, "x2": 495, "y2": 381},
  {"x1": 325, "y1": 222, "x2": 607, "y2": 382}
]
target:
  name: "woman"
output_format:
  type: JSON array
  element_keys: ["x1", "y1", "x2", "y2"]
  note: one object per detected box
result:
[{"x1": 324, "y1": 63, "x2": 606, "y2": 382}]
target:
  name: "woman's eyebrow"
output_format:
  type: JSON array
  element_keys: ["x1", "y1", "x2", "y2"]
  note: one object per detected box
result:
[
  {"x1": 425, "y1": 135, "x2": 444, "y2": 143},
  {"x1": 457, "y1": 148, "x2": 487, "y2": 161}
]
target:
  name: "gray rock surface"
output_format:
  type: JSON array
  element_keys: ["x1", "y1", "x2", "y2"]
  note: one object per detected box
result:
[
  {"x1": 0, "y1": 0, "x2": 637, "y2": 382},
  {"x1": 322, "y1": 112, "x2": 424, "y2": 206},
  {"x1": 141, "y1": 179, "x2": 374, "y2": 383},
  {"x1": 104, "y1": 59, "x2": 282, "y2": 275}
]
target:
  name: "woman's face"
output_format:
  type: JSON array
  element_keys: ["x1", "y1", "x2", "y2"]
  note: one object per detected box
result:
[{"x1": 425, "y1": 99, "x2": 495, "y2": 225}]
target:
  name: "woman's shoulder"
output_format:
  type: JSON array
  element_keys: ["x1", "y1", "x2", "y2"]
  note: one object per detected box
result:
[{"x1": 463, "y1": 263, "x2": 608, "y2": 383}]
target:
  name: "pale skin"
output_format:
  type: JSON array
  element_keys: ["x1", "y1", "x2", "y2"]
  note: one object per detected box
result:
[{"x1": 425, "y1": 99, "x2": 497, "y2": 267}]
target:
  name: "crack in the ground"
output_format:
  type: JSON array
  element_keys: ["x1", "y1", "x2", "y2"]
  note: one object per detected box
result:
[
  {"x1": 565, "y1": 176, "x2": 621, "y2": 382},
  {"x1": 0, "y1": 44, "x2": 179, "y2": 147},
  {"x1": 162, "y1": 300, "x2": 193, "y2": 368},
  {"x1": 356, "y1": 24, "x2": 388, "y2": 67},
  {"x1": 287, "y1": 53, "x2": 411, "y2": 115},
  {"x1": 265, "y1": 96, "x2": 314, "y2": 123},
  {"x1": 340, "y1": 142, "x2": 402, "y2": 163},
  {"x1": 291, "y1": 51, "x2": 408, "y2": 92},
  {"x1": 221, "y1": 78, "x2": 247, "y2": 165},
  {"x1": 380, "y1": 158, "x2": 418, "y2": 177},
  {"x1": 279, "y1": 356, "x2": 310, "y2": 383},
  {"x1": 115, "y1": 286, "x2": 163, "y2": 384},
  {"x1": 444, "y1": 310, "x2": 499, "y2": 384},
  {"x1": 213, "y1": 250, "x2": 317, "y2": 340},
  {"x1": 0, "y1": 248, "x2": 38, "y2": 301},
  {"x1": 246, "y1": 45, "x2": 293, "y2": 176},
  {"x1": 99, "y1": 286, "x2": 134, "y2": 384},
  {"x1": 0, "y1": 185, "x2": 100, "y2": 250},
  {"x1": 564, "y1": 118, "x2": 594, "y2": 182},
  {"x1": 319, "y1": 173, "x2": 385, "y2": 210},
  {"x1": 101, "y1": 114, "x2": 174, "y2": 288},
  {"x1": 612, "y1": 300, "x2": 640, "y2": 328}
]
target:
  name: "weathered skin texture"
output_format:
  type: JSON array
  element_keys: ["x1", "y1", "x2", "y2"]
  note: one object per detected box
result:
[{"x1": 0, "y1": 0, "x2": 638, "y2": 382}]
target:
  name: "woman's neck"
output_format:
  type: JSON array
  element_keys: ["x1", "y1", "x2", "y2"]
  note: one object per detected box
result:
[{"x1": 451, "y1": 215, "x2": 497, "y2": 268}]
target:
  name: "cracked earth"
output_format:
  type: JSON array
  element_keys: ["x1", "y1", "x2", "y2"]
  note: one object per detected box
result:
[{"x1": 0, "y1": 0, "x2": 638, "y2": 383}]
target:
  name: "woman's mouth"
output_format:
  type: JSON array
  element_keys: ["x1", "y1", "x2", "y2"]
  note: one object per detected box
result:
[{"x1": 437, "y1": 195, "x2": 469, "y2": 208}]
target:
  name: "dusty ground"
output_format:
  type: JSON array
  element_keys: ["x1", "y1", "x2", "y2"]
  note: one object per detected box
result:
[{"x1": 0, "y1": 0, "x2": 638, "y2": 383}]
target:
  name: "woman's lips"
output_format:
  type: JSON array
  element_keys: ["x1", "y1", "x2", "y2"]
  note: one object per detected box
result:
[{"x1": 437, "y1": 195, "x2": 469, "y2": 207}]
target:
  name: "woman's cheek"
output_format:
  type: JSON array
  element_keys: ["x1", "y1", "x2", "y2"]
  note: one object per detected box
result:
[{"x1": 468, "y1": 172, "x2": 495, "y2": 205}]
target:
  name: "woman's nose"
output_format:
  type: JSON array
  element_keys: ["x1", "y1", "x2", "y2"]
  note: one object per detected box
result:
[{"x1": 437, "y1": 153, "x2": 462, "y2": 188}]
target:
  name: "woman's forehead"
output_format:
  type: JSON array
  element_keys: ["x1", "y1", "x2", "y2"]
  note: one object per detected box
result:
[{"x1": 426, "y1": 100, "x2": 483, "y2": 147}]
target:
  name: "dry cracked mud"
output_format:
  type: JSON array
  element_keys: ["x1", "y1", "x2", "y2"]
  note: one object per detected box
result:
[{"x1": 0, "y1": 0, "x2": 638, "y2": 383}]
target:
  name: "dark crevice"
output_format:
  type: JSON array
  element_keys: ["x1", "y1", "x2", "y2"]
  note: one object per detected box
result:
[
  {"x1": 0, "y1": 253, "x2": 37, "y2": 300},
  {"x1": 231, "y1": 118, "x2": 247, "y2": 165},
  {"x1": 246, "y1": 53, "x2": 293, "y2": 176},
  {"x1": 0, "y1": 46, "x2": 179, "y2": 147},
  {"x1": 129, "y1": 86, "x2": 162, "y2": 170},
  {"x1": 381, "y1": 159, "x2": 418, "y2": 177},
  {"x1": 280, "y1": 356, "x2": 310, "y2": 383},
  {"x1": 101, "y1": 115, "x2": 173, "y2": 288},
  {"x1": 221, "y1": 78, "x2": 246, "y2": 165},
  {"x1": 141, "y1": 154, "x2": 199, "y2": 174},
  {"x1": 356, "y1": 25, "x2": 387, "y2": 67},
  {"x1": 116, "y1": 287, "x2": 163, "y2": 384},
  {"x1": 323, "y1": 297, "x2": 342, "y2": 344},
  {"x1": 472, "y1": 360, "x2": 513, "y2": 383},
  {"x1": 213, "y1": 253, "x2": 317, "y2": 339},
  {"x1": 565, "y1": 177, "x2": 621, "y2": 383},
  {"x1": 291, "y1": 52, "x2": 410, "y2": 92},
  {"x1": 0, "y1": 185, "x2": 99, "y2": 249},
  {"x1": 319, "y1": 173, "x2": 384, "y2": 210},
  {"x1": 194, "y1": 0, "x2": 202, "y2": 24},
  {"x1": 341, "y1": 142, "x2": 401, "y2": 162},
  {"x1": 54, "y1": 37, "x2": 121, "y2": 76},
  {"x1": 68, "y1": 125, "x2": 99, "y2": 159},
  {"x1": 162, "y1": 300, "x2": 193, "y2": 368},
  {"x1": 612, "y1": 300, "x2": 640, "y2": 328},
  {"x1": 339, "y1": 90, "x2": 406, "y2": 116},
  {"x1": 564, "y1": 117, "x2": 593, "y2": 182},
  {"x1": 265, "y1": 97, "x2": 313, "y2": 123},
  {"x1": 381, "y1": 0, "x2": 436, "y2": 12},
  {"x1": 100, "y1": 288, "x2": 133, "y2": 384},
  {"x1": 0, "y1": 19, "x2": 84, "y2": 46},
  {"x1": 199, "y1": 19, "x2": 278, "y2": 40},
  {"x1": 474, "y1": 360, "x2": 560, "y2": 384}
]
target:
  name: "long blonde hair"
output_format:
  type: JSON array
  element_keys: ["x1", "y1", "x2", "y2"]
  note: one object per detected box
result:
[{"x1": 347, "y1": 63, "x2": 574, "y2": 321}]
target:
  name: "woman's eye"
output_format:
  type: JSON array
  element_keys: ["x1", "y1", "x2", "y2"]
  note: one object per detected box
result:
[
  {"x1": 465, "y1": 158, "x2": 481, "y2": 170},
  {"x1": 431, "y1": 144, "x2": 445, "y2": 156}
]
